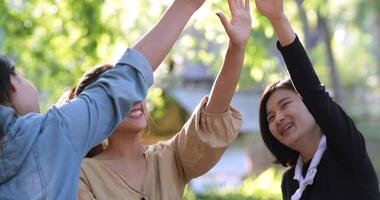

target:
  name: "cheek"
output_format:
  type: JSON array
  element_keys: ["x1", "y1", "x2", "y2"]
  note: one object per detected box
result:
[
  {"x1": 26, "y1": 83, "x2": 38, "y2": 97},
  {"x1": 295, "y1": 106, "x2": 316, "y2": 128},
  {"x1": 268, "y1": 123, "x2": 278, "y2": 137},
  {"x1": 32, "y1": 88, "x2": 39, "y2": 101},
  {"x1": 142, "y1": 103, "x2": 149, "y2": 120}
]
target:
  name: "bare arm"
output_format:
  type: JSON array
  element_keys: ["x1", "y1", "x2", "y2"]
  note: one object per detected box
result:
[
  {"x1": 255, "y1": 0, "x2": 295, "y2": 46},
  {"x1": 133, "y1": 0, "x2": 206, "y2": 71},
  {"x1": 204, "y1": 0, "x2": 252, "y2": 113}
]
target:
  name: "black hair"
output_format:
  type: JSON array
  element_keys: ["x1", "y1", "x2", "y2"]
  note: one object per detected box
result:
[
  {"x1": 0, "y1": 55, "x2": 16, "y2": 105},
  {"x1": 0, "y1": 55, "x2": 16, "y2": 139},
  {"x1": 259, "y1": 78, "x2": 299, "y2": 167}
]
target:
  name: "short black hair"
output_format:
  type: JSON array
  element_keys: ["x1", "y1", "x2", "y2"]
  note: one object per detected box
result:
[
  {"x1": 259, "y1": 78, "x2": 299, "y2": 167},
  {"x1": 0, "y1": 55, "x2": 16, "y2": 139}
]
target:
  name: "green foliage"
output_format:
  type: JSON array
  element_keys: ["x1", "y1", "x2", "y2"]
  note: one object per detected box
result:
[
  {"x1": 1, "y1": 0, "x2": 380, "y2": 136},
  {"x1": 1, "y1": 0, "x2": 379, "y2": 195},
  {"x1": 184, "y1": 167, "x2": 284, "y2": 200}
]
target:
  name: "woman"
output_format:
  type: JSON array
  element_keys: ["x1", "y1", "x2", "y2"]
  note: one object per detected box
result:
[
  {"x1": 0, "y1": 0, "x2": 207, "y2": 199},
  {"x1": 256, "y1": 0, "x2": 380, "y2": 199},
  {"x1": 65, "y1": 0, "x2": 251, "y2": 199}
]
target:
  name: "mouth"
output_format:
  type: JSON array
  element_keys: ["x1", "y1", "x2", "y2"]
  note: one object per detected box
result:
[
  {"x1": 127, "y1": 105, "x2": 144, "y2": 119},
  {"x1": 279, "y1": 123, "x2": 293, "y2": 137}
]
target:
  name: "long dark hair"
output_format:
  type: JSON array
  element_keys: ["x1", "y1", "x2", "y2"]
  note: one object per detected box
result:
[{"x1": 259, "y1": 78, "x2": 299, "y2": 167}]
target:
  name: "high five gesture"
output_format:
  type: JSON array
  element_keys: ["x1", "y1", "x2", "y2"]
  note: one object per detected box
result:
[
  {"x1": 217, "y1": 0, "x2": 252, "y2": 48},
  {"x1": 255, "y1": 0, "x2": 295, "y2": 46},
  {"x1": 206, "y1": 0, "x2": 252, "y2": 113}
]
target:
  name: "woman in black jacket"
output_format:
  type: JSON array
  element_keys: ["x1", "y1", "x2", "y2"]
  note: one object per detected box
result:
[{"x1": 256, "y1": 0, "x2": 380, "y2": 199}]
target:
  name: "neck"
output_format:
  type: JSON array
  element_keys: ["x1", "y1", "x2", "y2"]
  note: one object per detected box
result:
[
  {"x1": 297, "y1": 130, "x2": 323, "y2": 163},
  {"x1": 100, "y1": 130, "x2": 145, "y2": 160}
]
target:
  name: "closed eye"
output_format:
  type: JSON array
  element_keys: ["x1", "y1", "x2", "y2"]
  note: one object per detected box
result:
[
  {"x1": 281, "y1": 101, "x2": 291, "y2": 109},
  {"x1": 267, "y1": 115, "x2": 274, "y2": 123}
]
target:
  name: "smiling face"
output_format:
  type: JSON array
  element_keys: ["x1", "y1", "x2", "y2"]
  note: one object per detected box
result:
[
  {"x1": 115, "y1": 101, "x2": 148, "y2": 134},
  {"x1": 265, "y1": 88, "x2": 320, "y2": 151}
]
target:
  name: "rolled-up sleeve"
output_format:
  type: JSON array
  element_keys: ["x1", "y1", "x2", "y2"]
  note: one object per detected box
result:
[{"x1": 50, "y1": 48, "x2": 153, "y2": 156}]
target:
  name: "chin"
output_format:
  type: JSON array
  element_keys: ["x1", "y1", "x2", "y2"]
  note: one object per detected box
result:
[
  {"x1": 285, "y1": 137, "x2": 301, "y2": 151},
  {"x1": 124, "y1": 124, "x2": 147, "y2": 133}
]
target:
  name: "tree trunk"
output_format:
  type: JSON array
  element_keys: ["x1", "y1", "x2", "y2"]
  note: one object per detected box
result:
[
  {"x1": 295, "y1": 0, "x2": 319, "y2": 50},
  {"x1": 318, "y1": 14, "x2": 343, "y2": 103},
  {"x1": 295, "y1": 0, "x2": 343, "y2": 103}
]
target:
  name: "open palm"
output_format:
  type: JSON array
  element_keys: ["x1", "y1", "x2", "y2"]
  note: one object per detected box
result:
[
  {"x1": 218, "y1": 0, "x2": 252, "y2": 47},
  {"x1": 255, "y1": 0, "x2": 284, "y2": 20}
]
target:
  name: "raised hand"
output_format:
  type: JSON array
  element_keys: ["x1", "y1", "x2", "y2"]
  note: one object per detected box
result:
[
  {"x1": 217, "y1": 0, "x2": 252, "y2": 48},
  {"x1": 133, "y1": 0, "x2": 208, "y2": 71},
  {"x1": 255, "y1": 0, "x2": 285, "y2": 21},
  {"x1": 204, "y1": 0, "x2": 251, "y2": 113},
  {"x1": 255, "y1": 0, "x2": 295, "y2": 45}
]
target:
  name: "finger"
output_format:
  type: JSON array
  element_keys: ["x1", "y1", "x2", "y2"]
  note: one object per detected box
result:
[
  {"x1": 237, "y1": 0, "x2": 244, "y2": 8},
  {"x1": 216, "y1": 12, "x2": 231, "y2": 32},
  {"x1": 232, "y1": 0, "x2": 242, "y2": 8},
  {"x1": 245, "y1": 0, "x2": 251, "y2": 13},
  {"x1": 254, "y1": 0, "x2": 260, "y2": 9},
  {"x1": 228, "y1": 0, "x2": 237, "y2": 15}
]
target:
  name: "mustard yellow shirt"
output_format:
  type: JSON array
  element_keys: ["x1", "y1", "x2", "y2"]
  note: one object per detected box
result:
[{"x1": 78, "y1": 97, "x2": 242, "y2": 200}]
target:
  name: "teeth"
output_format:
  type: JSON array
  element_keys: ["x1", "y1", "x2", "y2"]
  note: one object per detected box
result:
[
  {"x1": 285, "y1": 123, "x2": 292, "y2": 130},
  {"x1": 280, "y1": 123, "x2": 292, "y2": 136},
  {"x1": 129, "y1": 110, "x2": 142, "y2": 117}
]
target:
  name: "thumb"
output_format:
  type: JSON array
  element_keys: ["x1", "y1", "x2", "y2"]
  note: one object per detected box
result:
[{"x1": 216, "y1": 12, "x2": 230, "y2": 32}]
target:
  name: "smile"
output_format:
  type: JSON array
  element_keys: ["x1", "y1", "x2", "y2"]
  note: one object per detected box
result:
[
  {"x1": 279, "y1": 123, "x2": 293, "y2": 136},
  {"x1": 127, "y1": 105, "x2": 144, "y2": 119}
]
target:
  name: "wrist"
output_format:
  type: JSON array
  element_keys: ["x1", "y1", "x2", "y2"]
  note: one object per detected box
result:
[
  {"x1": 268, "y1": 14, "x2": 288, "y2": 25},
  {"x1": 228, "y1": 42, "x2": 246, "y2": 52},
  {"x1": 173, "y1": 1, "x2": 200, "y2": 15}
]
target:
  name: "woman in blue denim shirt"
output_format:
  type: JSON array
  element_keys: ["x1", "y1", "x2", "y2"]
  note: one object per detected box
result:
[{"x1": 0, "y1": 0, "x2": 208, "y2": 199}]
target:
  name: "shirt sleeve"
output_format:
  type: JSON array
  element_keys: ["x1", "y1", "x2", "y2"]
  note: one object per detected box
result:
[
  {"x1": 55, "y1": 48, "x2": 154, "y2": 156},
  {"x1": 0, "y1": 48, "x2": 153, "y2": 158},
  {"x1": 281, "y1": 171, "x2": 290, "y2": 200},
  {"x1": 276, "y1": 36, "x2": 369, "y2": 174},
  {"x1": 169, "y1": 96, "x2": 242, "y2": 182}
]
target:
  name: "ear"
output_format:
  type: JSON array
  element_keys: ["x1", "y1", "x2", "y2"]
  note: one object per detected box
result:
[{"x1": 9, "y1": 76, "x2": 18, "y2": 93}]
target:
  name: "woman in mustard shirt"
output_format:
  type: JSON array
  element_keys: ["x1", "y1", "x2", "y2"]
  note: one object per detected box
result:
[{"x1": 62, "y1": 0, "x2": 251, "y2": 199}]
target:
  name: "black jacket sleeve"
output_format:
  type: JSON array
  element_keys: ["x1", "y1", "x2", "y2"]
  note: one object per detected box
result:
[{"x1": 276, "y1": 36, "x2": 379, "y2": 198}]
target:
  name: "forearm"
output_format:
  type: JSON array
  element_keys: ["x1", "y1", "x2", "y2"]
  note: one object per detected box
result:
[
  {"x1": 133, "y1": 1, "x2": 197, "y2": 71},
  {"x1": 205, "y1": 43, "x2": 244, "y2": 113},
  {"x1": 277, "y1": 36, "x2": 321, "y2": 93},
  {"x1": 269, "y1": 15, "x2": 296, "y2": 47}
]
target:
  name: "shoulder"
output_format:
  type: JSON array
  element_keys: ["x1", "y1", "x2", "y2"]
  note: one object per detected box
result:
[
  {"x1": 281, "y1": 167, "x2": 296, "y2": 199},
  {"x1": 282, "y1": 167, "x2": 295, "y2": 186},
  {"x1": 81, "y1": 158, "x2": 107, "y2": 175},
  {"x1": 145, "y1": 142, "x2": 174, "y2": 156}
]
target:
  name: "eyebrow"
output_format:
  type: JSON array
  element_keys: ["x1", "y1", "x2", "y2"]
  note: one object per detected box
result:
[
  {"x1": 277, "y1": 97, "x2": 291, "y2": 106},
  {"x1": 266, "y1": 97, "x2": 292, "y2": 117}
]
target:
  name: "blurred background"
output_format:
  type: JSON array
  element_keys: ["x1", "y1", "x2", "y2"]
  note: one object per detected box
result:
[{"x1": 1, "y1": 0, "x2": 380, "y2": 199}]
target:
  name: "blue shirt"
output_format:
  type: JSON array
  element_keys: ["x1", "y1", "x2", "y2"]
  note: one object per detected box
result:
[{"x1": 0, "y1": 49, "x2": 153, "y2": 200}]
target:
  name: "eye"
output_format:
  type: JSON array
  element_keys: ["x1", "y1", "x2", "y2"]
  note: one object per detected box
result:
[
  {"x1": 267, "y1": 115, "x2": 274, "y2": 123},
  {"x1": 281, "y1": 101, "x2": 291, "y2": 109}
]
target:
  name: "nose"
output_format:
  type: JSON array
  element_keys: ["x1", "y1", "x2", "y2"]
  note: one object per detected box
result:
[{"x1": 275, "y1": 111, "x2": 285, "y2": 124}]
